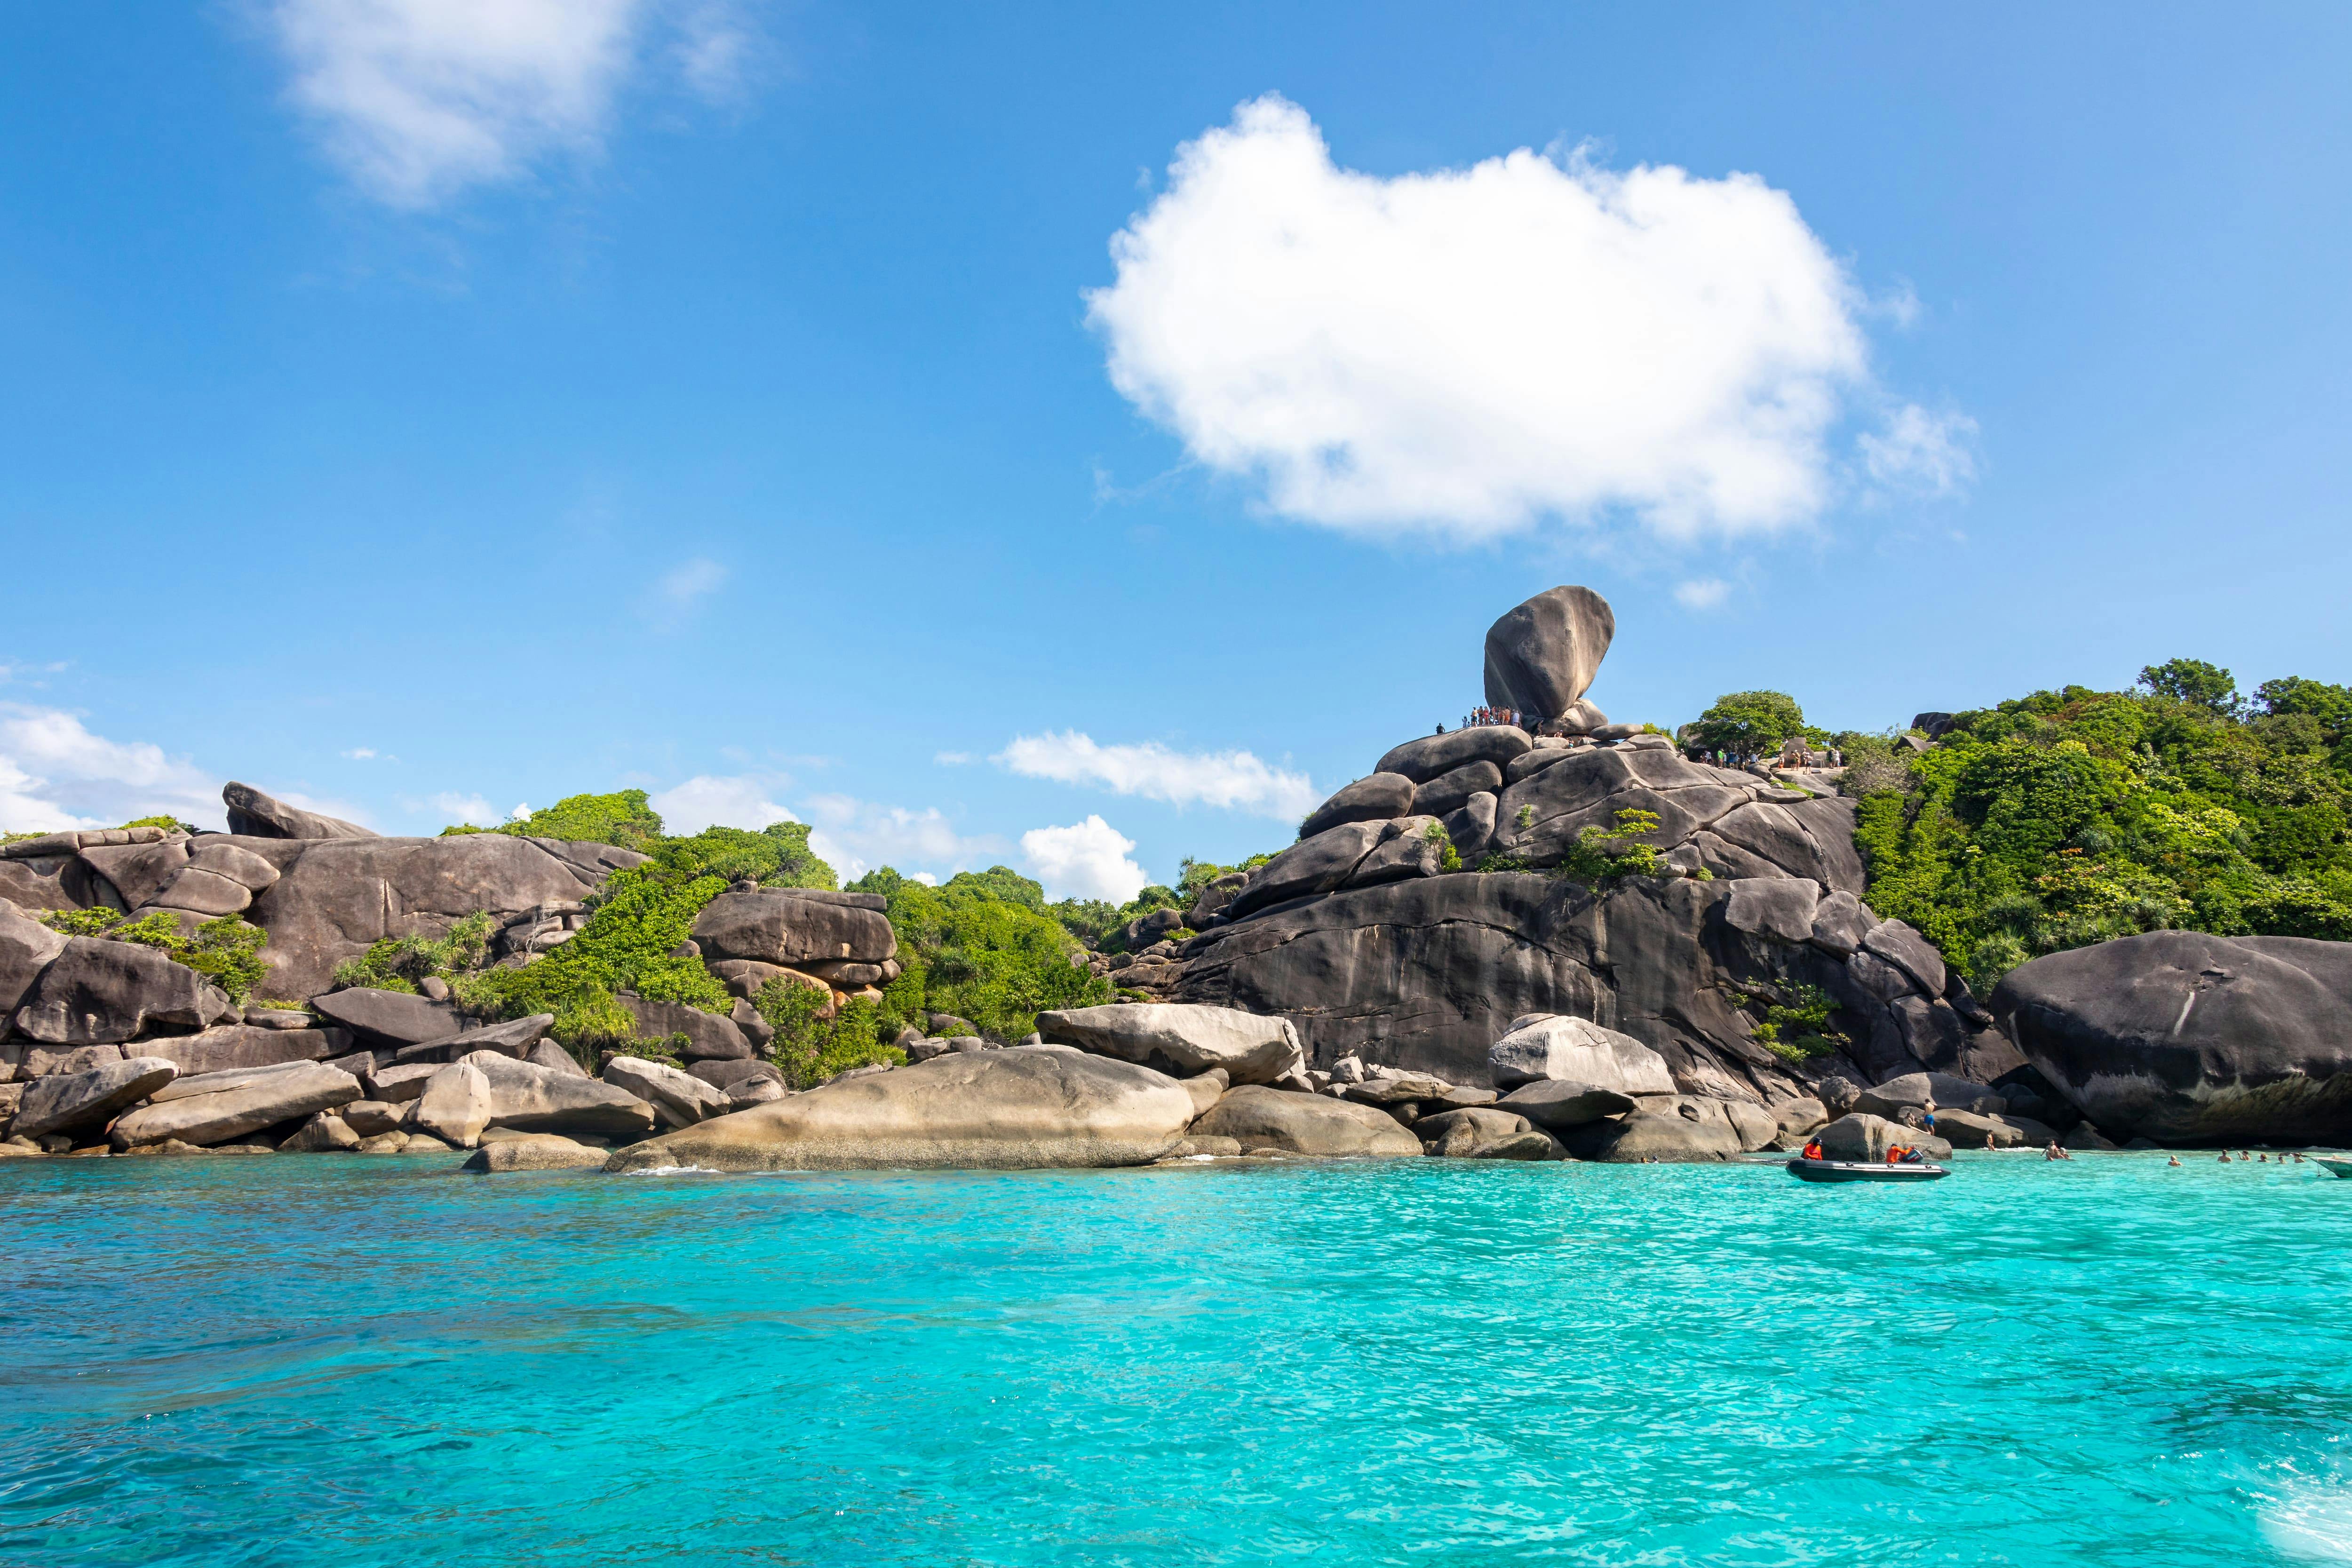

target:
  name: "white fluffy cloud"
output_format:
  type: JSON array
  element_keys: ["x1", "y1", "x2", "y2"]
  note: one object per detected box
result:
[
  {"x1": 264, "y1": 0, "x2": 761, "y2": 207},
  {"x1": 647, "y1": 774, "x2": 795, "y2": 836},
  {"x1": 1021, "y1": 816, "x2": 1149, "y2": 904},
  {"x1": 430, "y1": 791, "x2": 503, "y2": 826},
  {"x1": 1088, "y1": 94, "x2": 1947, "y2": 543},
  {"x1": 0, "y1": 704, "x2": 225, "y2": 832},
  {"x1": 993, "y1": 732, "x2": 1318, "y2": 820},
  {"x1": 798, "y1": 795, "x2": 1005, "y2": 883}
]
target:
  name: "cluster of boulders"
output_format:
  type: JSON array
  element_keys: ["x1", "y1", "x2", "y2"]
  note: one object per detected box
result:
[{"x1": 0, "y1": 782, "x2": 910, "y2": 1162}]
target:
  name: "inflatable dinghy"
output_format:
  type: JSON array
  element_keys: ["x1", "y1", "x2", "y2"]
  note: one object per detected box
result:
[{"x1": 1785, "y1": 1157, "x2": 1948, "y2": 1184}]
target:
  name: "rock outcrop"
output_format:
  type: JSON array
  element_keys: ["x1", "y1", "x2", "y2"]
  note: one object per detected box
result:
[
  {"x1": 224, "y1": 782, "x2": 379, "y2": 841},
  {"x1": 1036, "y1": 1003, "x2": 1302, "y2": 1085},
  {"x1": 1483, "y1": 585, "x2": 1614, "y2": 721},
  {"x1": 1188, "y1": 1085, "x2": 1423, "y2": 1158},
  {"x1": 605, "y1": 1048, "x2": 1196, "y2": 1171},
  {"x1": 1994, "y1": 931, "x2": 2352, "y2": 1144}
]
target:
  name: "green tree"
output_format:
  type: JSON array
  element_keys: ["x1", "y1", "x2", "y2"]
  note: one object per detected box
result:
[
  {"x1": 2137, "y1": 659, "x2": 2241, "y2": 716},
  {"x1": 1687, "y1": 691, "x2": 1807, "y2": 760}
]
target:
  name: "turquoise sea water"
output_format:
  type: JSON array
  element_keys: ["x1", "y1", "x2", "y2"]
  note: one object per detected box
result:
[{"x1": 5, "y1": 1151, "x2": 2352, "y2": 1566}]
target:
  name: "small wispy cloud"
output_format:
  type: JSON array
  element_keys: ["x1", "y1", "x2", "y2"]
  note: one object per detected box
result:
[
  {"x1": 646, "y1": 774, "x2": 795, "y2": 836},
  {"x1": 1673, "y1": 578, "x2": 1731, "y2": 612},
  {"x1": 933, "y1": 751, "x2": 973, "y2": 766},
  {"x1": 993, "y1": 731, "x2": 1317, "y2": 820},
  {"x1": 430, "y1": 791, "x2": 502, "y2": 827},
  {"x1": 1859, "y1": 406, "x2": 1979, "y2": 497},
  {"x1": 341, "y1": 746, "x2": 399, "y2": 762},
  {"x1": 261, "y1": 0, "x2": 771, "y2": 208},
  {"x1": 638, "y1": 556, "x2": 729, "y2": 627},
  {"x1": 798, "y1": 794, "x2": 1006, "y2": 883}
]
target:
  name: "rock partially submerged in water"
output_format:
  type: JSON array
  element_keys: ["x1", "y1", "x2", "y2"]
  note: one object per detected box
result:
[
  {"x1": 1188, "y1": 1085, "x2": 1422, "y2": 1159},
  {"x1": 1994, "y1": 931, "x2": 2352, "y2": 1144},
  {"x1": 1413, "y1": 1106, "x2": 1562, "y2": 1160},
  {"x1": 1815, "y1": 1113, "x2": 1952, "y2": 1162},
  {"x1": 603, "y1": 1047, "x2": 1196, "y2": 1172},
  {"x1": 465, "y1": 1133, "x2": 607, "y2": 1172},
  {"x1": 1488, "y1": 1016, "x2": 1674, "y2": 1094}
]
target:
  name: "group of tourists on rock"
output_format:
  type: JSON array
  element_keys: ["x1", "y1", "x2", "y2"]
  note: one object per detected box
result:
[{"x1": 1460, "y1": 706, "x2": 1526, "y2": 730}]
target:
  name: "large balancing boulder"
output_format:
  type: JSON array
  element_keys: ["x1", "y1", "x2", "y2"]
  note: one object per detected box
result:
[
  {"x1": 1488, "y1": 1015, "x2": 1675, "y2": 1093},
  {"x1": 1035, "y1": 1003, "x2": 1301, "y2": 1085},
  {"x1": 604, "y1": 1047, "x2": 1196, "y2": 1172},
  {"x1": 1993, "y1": 931, "x2": 2352, "y2": 1144},
  {"x1": 1188, "y1": 1085, "x2": 1423, "y2": 1158},
  {"x1": 691, "y1": 890, "x2": 896, "y2": 967},
  {"x1": 1482, "y1": 586, "x2": 1615, "y2": 721}
]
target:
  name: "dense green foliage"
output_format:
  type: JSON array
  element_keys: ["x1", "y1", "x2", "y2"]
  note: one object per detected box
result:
[
  {"x1": 1554, "y1": 808, "x2": 1670, "y2": 882},
  {"x1": 1852, "y1": 666, "x2": 2352, "y2": 992},
  {"x1": 38, "y1": 907, "x2": 272, "y2": 1003},
  {"x1": 849, "y1": 866, "x2": 1110, "y2": 1040},
  {"x1": 755, "y1": 980, "x2": 903, "y2": 1089},
  {"x1": 1686, "y1": 691, "x2": 1811, "y2": 761},
  {"x1": 440, "y1": 789, "x2": 669, "y2": 850},
  {"x1": 1746, "y1": 983, "x2": 1844, "y2": 1062},
  {"x1": 332, "y1": 912, "x2": 495, "y2": 994},
  {"x1": 1055, "y1": 853, "x2": 1278, "y2": 949},
  {"x1": 455, "y1": 822, "x2": 833, "y2": 1046}
]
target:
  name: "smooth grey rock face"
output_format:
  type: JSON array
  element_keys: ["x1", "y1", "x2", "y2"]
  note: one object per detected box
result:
[
  {"x1": 247, "y1": 833, "x2": 622, "y2": 999},
  {"x1": 464, "y1": 1134, "x2": 607, "y2": 1172},
  {"x1": 686, "y1": 1058, "x2": 780, "y2": 1093},
  {"x1": 1807, "y1": 891, "x2": 1877, "y2": 956},
  {"x1": 79, "y1": 842, "x2": 191, "y2": 910},
  {"x1": 136, "y1": 1025, "x2": 334, "y2": 1077},
  {"x1": 143, "y1": 868, "x2": 252, "y2": 917},
  {"x1": 1493, "y1": 1079, "x2": 1637, "y2": 1131},
  {"x1": 1772, "y1": 1097, "x2": 1830, "y2": 1136},
  {"x1": 603, "y1": 1055, "x2": 730, "y2": 1125},
  {"x1": 1225, "y1": 821, "x2": 1389, "y2": 921},
  {"x1": 410, "y1": 1013, "x2": 555, "y2": 1063},
  {"x1": 223, "y1": 781, "x2": 378, "y2": 841},
  {"x1": 1036, "y1": 1003, "x2": 1302, "y2": 1085},
  {"x1": 362, "y1": 1060, "x2": 440, "y2": 1103},
  {"x1": 526, "y1": 1037, "x2": 587, "y2": 1078},
  {"x1": 1339, "y1": 1074, "x2": 1494, "y2": 1111},
  {"x1": 1413, "y1": 1106, "x2": 1561, "y2": 1159},
  {"x1": 17, "y1": 1043, "x2": 123, "y2": 1077},
  {"x1": 1559, "y1": 699, "x2": 1608, "y2": 733},
  {"x1": 1994, "y1": 931, "x2": 2352, "y2": 1143},
  {"x1": 467, "y1": 1051, "x2": 657, "y2": 1139},
  {"x1": 1344, "y1": 818, "x2": 1446, "y2": 889},
  {"x1": 605, "y1": 1049, "x2": 1197, "y2": 1172},
  {"x1": 0, "y1": 857, "x2": 84, "y2": 915},
  {"x1": 692, "y1": 891, "x2": 897, "y2": 967},
  {"x1": 1298, "y1": 774, "x2": 1417, "y2": 839},
  {"x1": 1443, "y1": 793, "x2": 1500, "y2": 864},
  {"x1": 341, "y1": 1101, "x2": 402, "y2": 1137},
  {"x1": 113, "y1": 1061, "x2": 360, "y2": 1148},
  {"x1": 1482, "y1": 586, "x2": 1615, "y2": 720},
  {"x1": 279, "y1": 1112, "x2": 361, "y2": 1152},
  {"x1": 1189, "y1": 1085, "x2": 1423, "y2": 1158},
  {"x1": 14, "y1": 1056, "x2": 177, "y2": 1139},
  {"x1": 1412, "y1": 760, "x2": 1505, "y2": 820},
  {"x1": 13, "y1": 937, "x2": 214, "y2": 1044},
  {"x1": 312, "y1": 987, "x2": 460, "y2": 1047},
  {"x1": 1723, "y1": 879, "x2": 1820, "y2": 946},
  {"x1": 1557, "y1": 1108, "x2": 1740, "y2": 1163},
  {"x1": 1862, "y1": 920, "x2": 1947, "y2": 999},
  {"x1": 412, "y1": 1060, "x2": 493, "y2": 1147},
  {"x1": 617, "y1": 996, "x2": 750, "y2": 1061},
  {"x1": 1376, "y1": 727, "x2": 1533, "y2": 785},
  {"x1": 188, "y1": 841, "x2": 283, "y2": 892},
  {"x1": 1488, "y1": 1016, "x2": 1675, "y2": 1094},
  {"x1": 1814, "y1": 1112, "x2": 1951, "y2": 1162}
]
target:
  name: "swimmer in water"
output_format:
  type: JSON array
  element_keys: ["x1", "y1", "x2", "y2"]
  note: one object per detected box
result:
[{"x1": 2168, "y1": 1155, "x2": 2182, "y2": 1167}]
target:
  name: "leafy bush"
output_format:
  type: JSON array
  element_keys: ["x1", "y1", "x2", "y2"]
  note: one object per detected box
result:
[
  {"x1": 38, "y1": 907, "x2": 127, "y2": 938},
  {"x1": 1850, "y1": 669, "x2": 2352, "y2": 990},
  {"x1": 332, "y1": 912, "x2": 496, "y2": 994},
  {"x1": 120, "y1": 814, "x2": 198, "y2": 835},
  {"x1": 1554, "y1": 808, "x2": 1669, "y2": 883},
  {"x1": 486, "y1": 790, "x2": 666, "y2": 851},
  {"x1": 850, "y1": 866, "x2": 1111, "y2": 1039},
  {"x1": 755, "y1": 981, "x2": 905, "y2": 1088},
  {"x1": 1422, "y1": 819, "x2": 1462, "y2": 872},
  {"x1": 1748, "y1": 983, "x2": 1845, "y2": 1062}
]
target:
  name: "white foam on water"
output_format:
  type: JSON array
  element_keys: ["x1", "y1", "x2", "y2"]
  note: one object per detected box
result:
[{"x1": 2262, "y1": 1478, "x2": 2352, "y2": 1562}]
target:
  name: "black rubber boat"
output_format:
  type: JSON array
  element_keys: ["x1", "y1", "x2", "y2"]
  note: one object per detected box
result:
[{"x1": 1784, "y1": 1156, "x2": 1948, "y2": 1183}]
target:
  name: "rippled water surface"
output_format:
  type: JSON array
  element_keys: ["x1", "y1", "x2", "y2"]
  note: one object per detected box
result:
[{"x1": 6, "y1": 1150, "x2": 2352, "y2": 1565}]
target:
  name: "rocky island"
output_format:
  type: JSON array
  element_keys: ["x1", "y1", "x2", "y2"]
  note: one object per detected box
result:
[{"x1": 4, "y1": 585, "x2": 2350, "y2": 1171}]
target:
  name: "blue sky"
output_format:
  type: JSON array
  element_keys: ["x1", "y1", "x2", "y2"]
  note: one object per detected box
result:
[{"x1": 3, "y1": 1, "x2": 2347, "y2": 898}]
